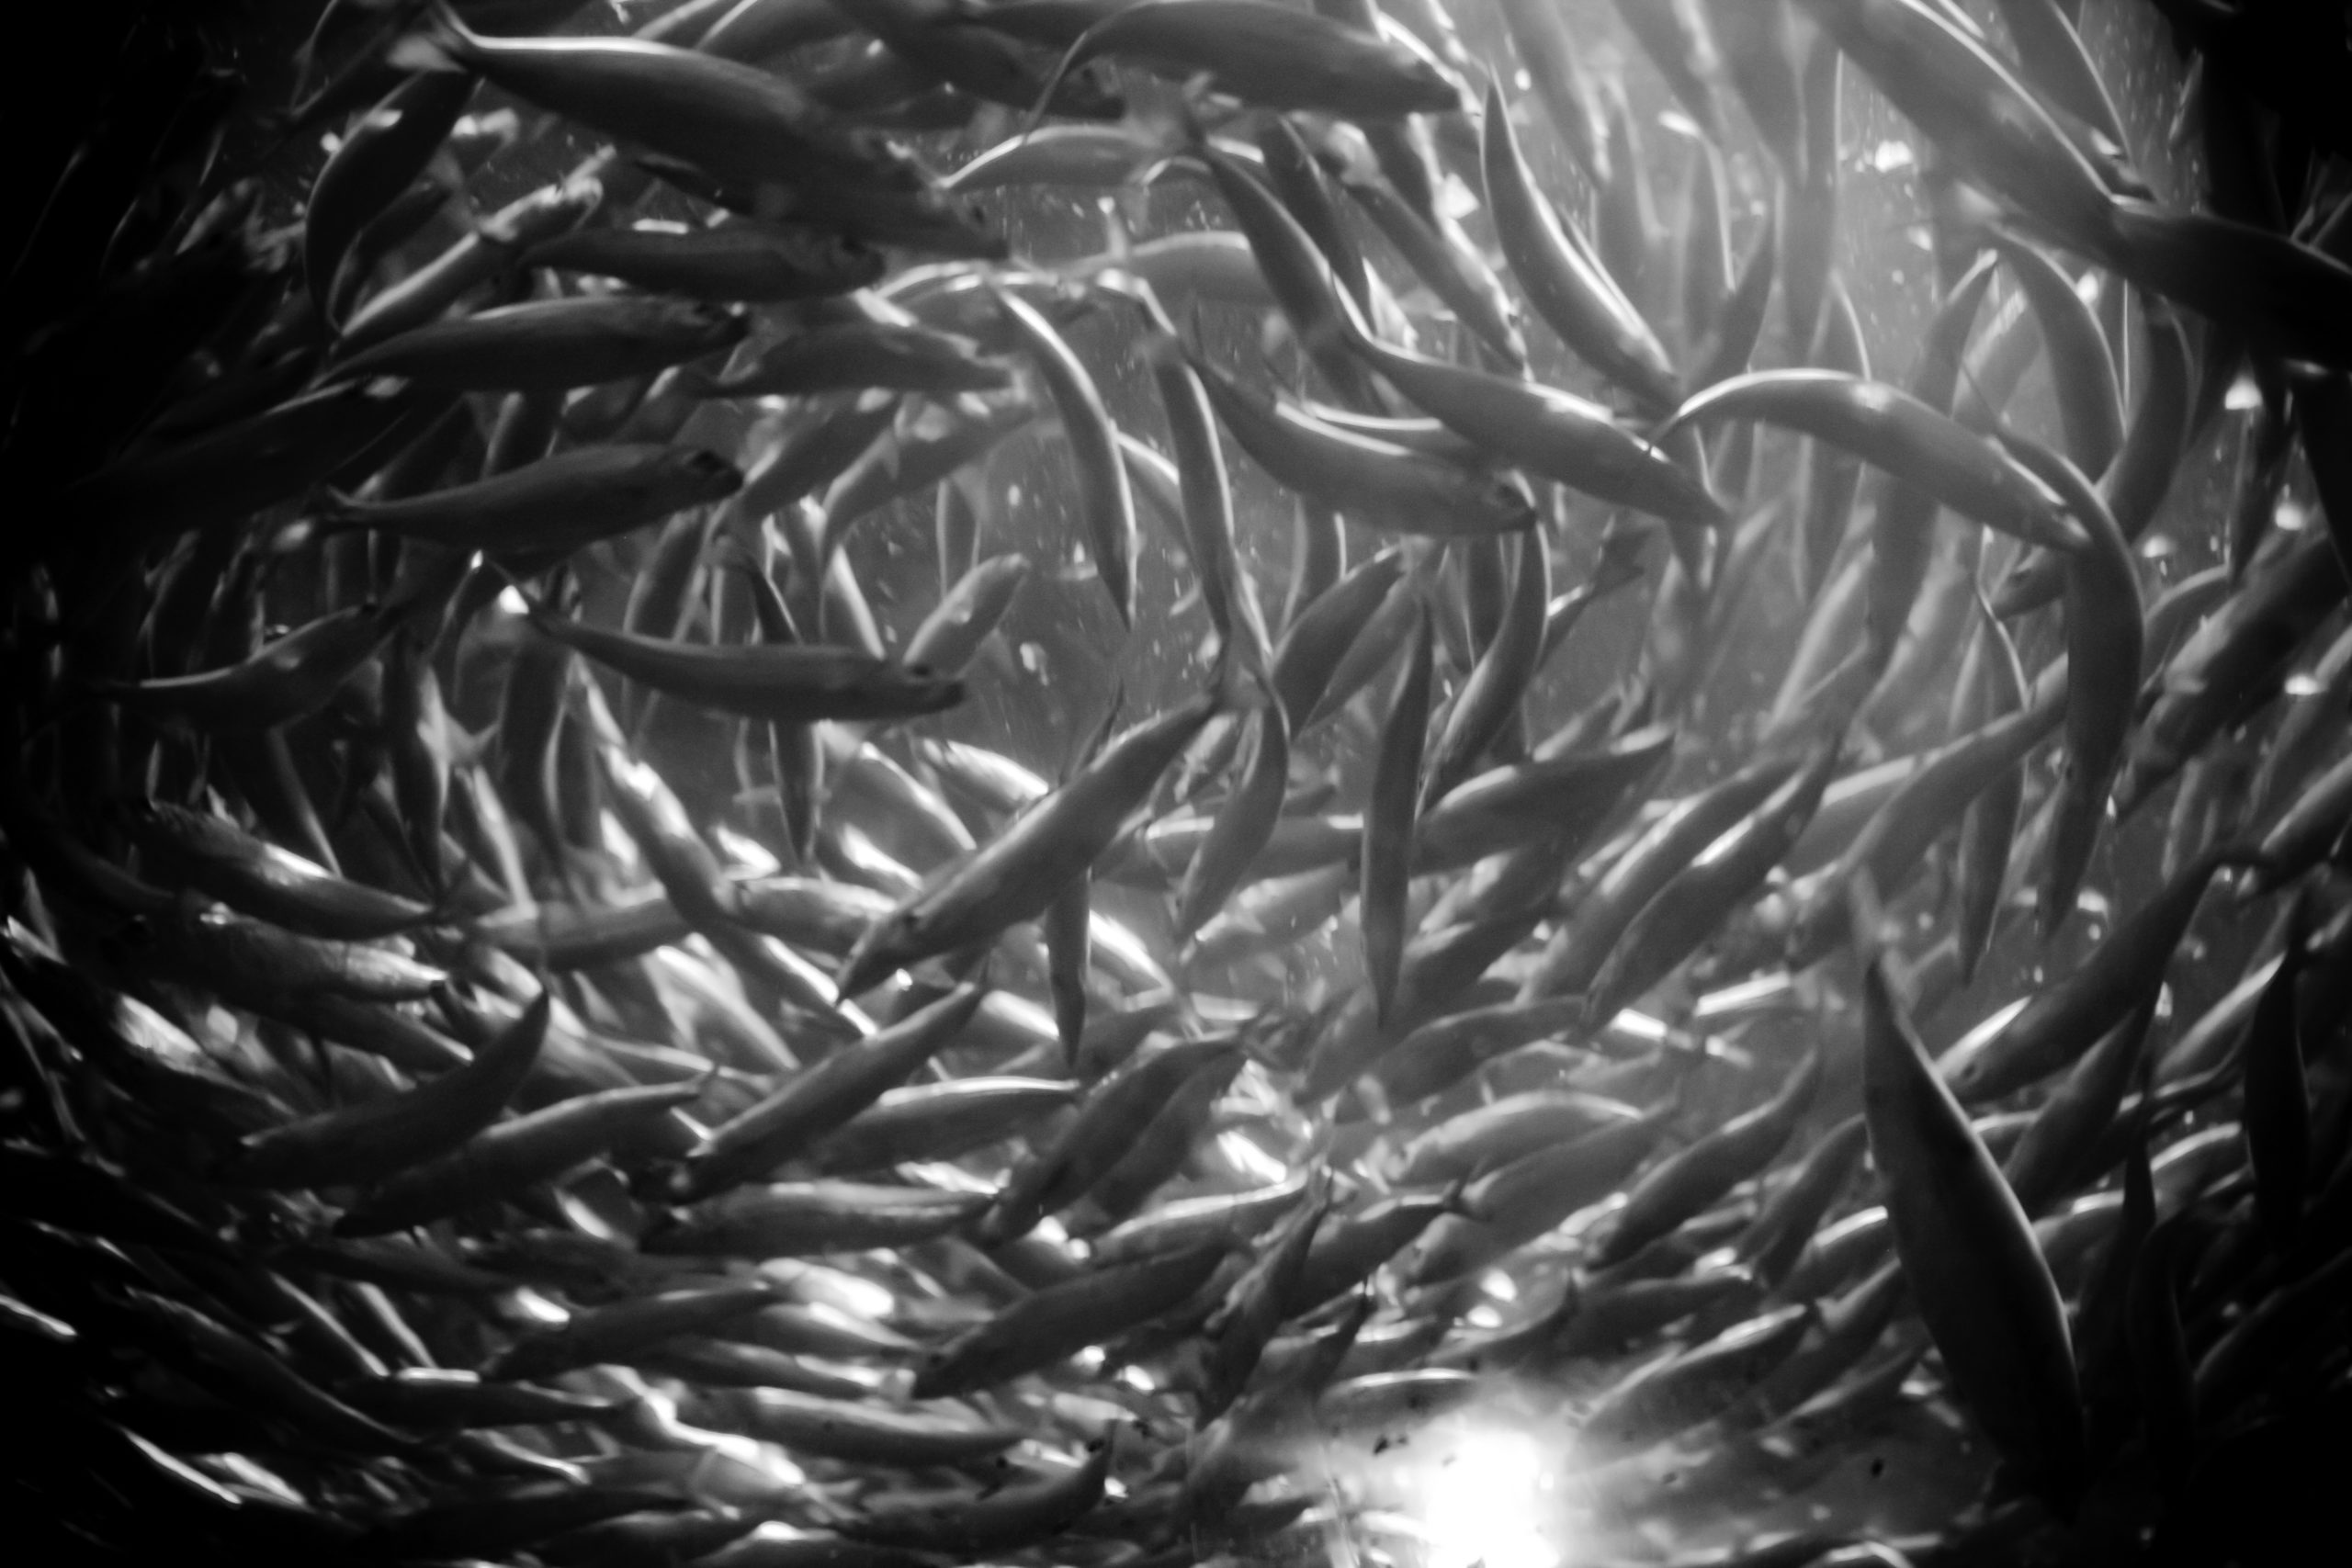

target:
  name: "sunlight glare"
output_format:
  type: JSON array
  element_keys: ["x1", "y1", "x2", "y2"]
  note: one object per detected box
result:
[{"x1": 1412, "y1": 1425, "x2": 1560, "y2": 1568}]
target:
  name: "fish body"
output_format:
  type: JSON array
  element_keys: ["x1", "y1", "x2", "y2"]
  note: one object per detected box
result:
[
  {"x1": 395, "y1": 8, "x2": 922, "y2": 193},
  {"x1": 697, "y1": 321, "x2": 1010, "y2": 398},
  {"x1": 525, "y1": 220, "x2": 885, "y2": 300},
  {"x1": 334, "y1": 296, "x2": 749, "y2": 390},
  {"x1": 1047, "y1": 1, "x2": 1459, "y2": 118},
  {"x1": 526, "y1": 611, "x2": 965, "y2": 727},
  {"x1": 1347, "y1": 330, "x2": 1724, "y2": 527},
  {"x1": 643, "y1": 1183, "x2": 992, "y2": 1258},
  {"x1": 1864, "y1": 962, "x2": 2086, "y2": 1509},
  {"x1": 317, "y1": 444, "x2": 742, "y2": 553},
  {"x1": 836, "y1": 693, "x2": 1219, "y2": 995},
  {"x1": 913, "y1": 1242, "x2": 1227, "y2": 1395}
]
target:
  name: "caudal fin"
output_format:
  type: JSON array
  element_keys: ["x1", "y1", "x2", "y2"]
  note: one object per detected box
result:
[{"x1": 385, "y1": 3, "x2": 473, "y2": 73}]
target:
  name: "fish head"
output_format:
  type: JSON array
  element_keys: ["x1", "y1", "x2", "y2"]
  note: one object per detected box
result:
[
  {"x1": 889, "y1": 662, "x2": 968, "y2": 716},
  {"x1": 674, "y1": 447, "x2": 747, "y2": 502},
  {"x1": 1475, "y1": 472, "x2": 1543, "y2": 532},
  {"x1": 1052, "y1": 61, "x2": 1128, "y2": 121},
  {"x1": 699, "y1": 300, "x2": 754, "y2": 347},
  {"x1": 1396, "y1": 60, "x2": 1464, "y2": 117},
  {"x1": 837, "y1": 906, "x2": 928, "y2": 999}
]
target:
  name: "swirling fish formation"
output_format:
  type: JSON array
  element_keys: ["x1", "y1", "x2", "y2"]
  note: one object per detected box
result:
[{"x1": 5, "y1": 2, "x2": 2350, "y2": 1565}]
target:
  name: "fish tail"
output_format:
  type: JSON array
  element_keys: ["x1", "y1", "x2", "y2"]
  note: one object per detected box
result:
[
  {"x1": 1021, "y1": 30, "x2": 1101, "y2": 148},
  {"x1": 1137, "y1": 323, "x2": 1187, "y2": 374},
  {"x1": 481, "y1": 558, "x2": 553, "y2": 623},
  {"x1": 386, "y1": 3, "x2": 473, "y2": 74},
  {"x1": 1167, "y1": 90, "x2": 1213, "y2": 152},
  {"x1": 1440, "y1": 1174, "x2": 1474, "y2": 1218},
  {"x1": 311, "y1": 486, "x2": 362, "y2": 527},
  {"x1": 708, "y1": 533, "x2": 766, "y2": 583},
  {"x1": 1199, "y1": 628, "x2": 1259, "y2": 719},
  {"x1": 1098, "y1": 187, "x2": 1136, "y2": 265}
]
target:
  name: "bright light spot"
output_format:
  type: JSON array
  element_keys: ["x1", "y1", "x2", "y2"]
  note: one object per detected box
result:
[
  {"x1": 507, "y1": 1287, "x2": 571, "y2": 1327},
  {"x1": 2277, "y1": 498, "x2": 2311, "y2": 533},
  {"x1": 715, "y1": 824, "x2": 780, "y2": 876},
  {"x1": 1412, "y1": 1427, "x2": 1558, "y2": 1568},
  {"x1": 1218, "y1": 1129, "x2": 1291, "y2": 1185},
  {"x1": 2226, "y1": 370, "x2": 2265, "y2": 411},
  {"x1": 810, "y1": 1275, "x2": 899, "y2": 1323},
  {"x1": 1868, "y1": 140, "x2": 1915, "y2": 173},
  {"x1": 497, "y1": 585, "x2": 529, "y2": 615}
]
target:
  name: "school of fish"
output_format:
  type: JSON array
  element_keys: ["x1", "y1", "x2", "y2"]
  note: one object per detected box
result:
[{"x1": 5, "y1": 0, "x2": 2350, "y2": 1564}]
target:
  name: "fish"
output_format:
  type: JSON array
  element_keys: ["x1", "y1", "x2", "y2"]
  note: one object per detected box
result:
[
  {"x1": 95, "y1": 598, "x2": 416, "y2": 734},
  {"x1": 338, "y1": 167, "x2": 608, "y2": 351},
  {"x1": 1363, "y1": 602, "x2": 1434, "y2": 1023},
  {"x1": 1344, "y1": 325, "x2": 1725, "y2": 527},
  {"x1": 332, "y1": 295, "x2": 751, "y2": 390},
  {"x1": 522, "y1": 601, "x2": 966, "y2": 727},
  {"x1": 1337, "y1": 163, "x2": 1527, "y2": 371},
  {"x1": 834, "y1": 1431, "x2": 1114, "y2": 1553},
  {"x1": 522, "y1": 220, "x2": 886, "y2": 301},
  {"x1": 1022, "y1": 0, "x2": 1460, "y2": 119},
  {"x1": 304, "y1": 71, "x2": 480, "y2": 328},
  {"x1": 673, "y1": 983, "x2": 986, "y2": 1199},
  {"x1": 1862, "y1": 961, "x2": 2086, "y2": 1510},
  {"x1": 1519, "y1": 750, "x2": 1807, "y2": 1003},
  {"x1": 944, "y1": 121, "x2": 1165, "y2": 192},
  {"x1": 642, "y1": 1182, "x2": 994, "y2": 1258},
  {"x1": 115, "y1": 798, "x2": 434, "y2": 940},
  {"x1": 1791, "y1": 0, "x2": 2120, "y2": 260},
  {"x1": 913, "y1": 1239, "x2": 1228, "y2": 1395},
  {"x1": 336, "y1": 1077, "x2": 707, "y2": 1234},
  {"x1": 691, "y1": 321, "x2": 1012, "y2": 398},
  {"x1": 309, "y1": 443, "x2": 744, "y2": 554},
  {"x1": 829, "y1": 0, "x2": 1125, "y2": 119},
  {"x1": 1945, "y1": 844, "x2": 2264, "y2": 1102},
  {"x1": 1986, "y1": 231, "x2": 2123, "y2": 478},
  {"x1": 1403, "y1": 1103, "x2": 1674, "y2": 1284},
  {"x1": 836, "y1": 690, "x2": 1219, "y2": 996},
  {"x1": 1659, "y1": 370, "x2": 2092, "y2": 553},
  {"x1": 1481, "y1": 80, "x2": 1678, "y2": 412},
  {"x1": 215, "y1": 993, "x2": 549, "y2": 1190},
  {"x1": 1991, "y1": 431, "x2": 2142, "y2": 931},
  {"x1": 994, "y1": 284, "x2": 1137, "y2": 623},
  {"x1": 1592, "y1": 1048, "x2": 1825, "y2": 1267},
  {"x1": 391, "y1": 5, "x2": 925, "y2": 194},
  {"x1": 19, "y1": 6, "x2": 2352, "y2": 1561},
  {"x1": 1579, "y1": 1302, "x2": 1816, "y2": 1453},
  {"x1": 1490, "y1": 0, "x2": 1606, "y2": 177}
]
